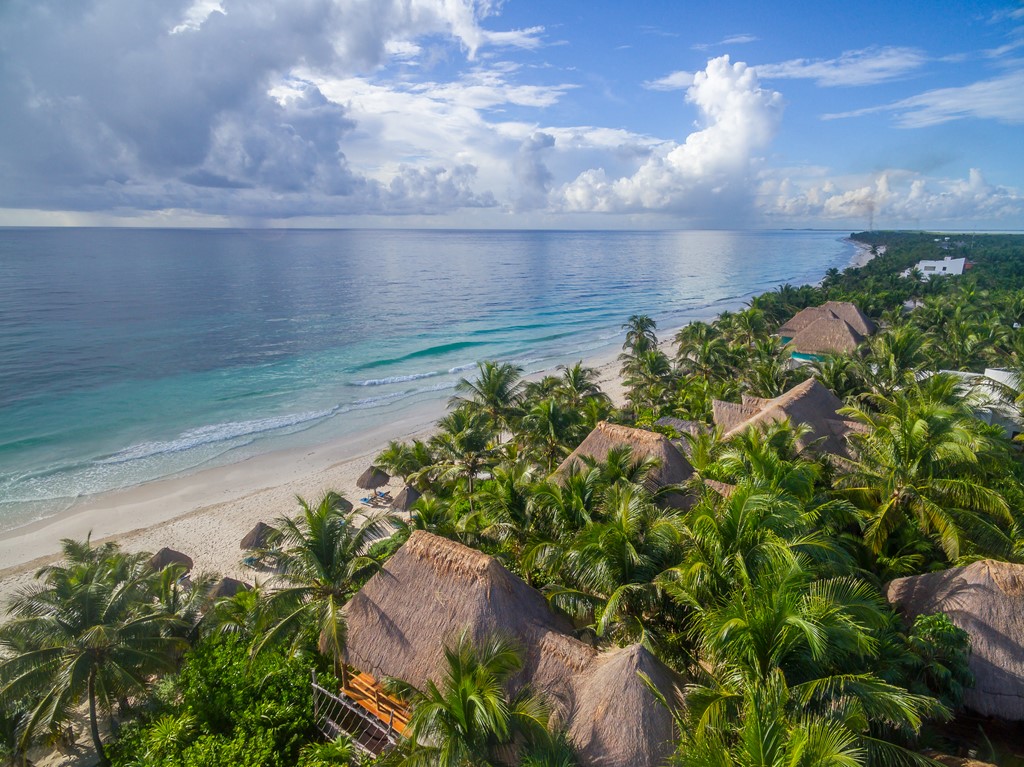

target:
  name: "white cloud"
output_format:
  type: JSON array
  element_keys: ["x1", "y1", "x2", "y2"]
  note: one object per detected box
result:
[
  {"x1": 643, "y1": 70, "x2": 695, "y2": 91},
  {"x1": 556, "y1": 56, "x2": 784, "y2": 222},
  {"x1": 482, "y1": 26, "x2": 546, "y2": 50},
  {"x1": 759, "y1": 167, "x2": 1024, "y2": 226},
  {"x1": 824, "y1": 69, "x2": 1024, "y2": 126},
  {"x1": 692, "y1": 32, "x2": 759, "y2": 50},
  {"x1": 756, "y1": 46, "x2": 926, "y2": 86}
]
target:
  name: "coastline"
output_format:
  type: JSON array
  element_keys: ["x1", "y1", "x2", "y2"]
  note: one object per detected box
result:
[
  {"x1": 0, "y1": 344, "x2": 630, "y2": 609},
  {"x1": 0, "y1": 238, "x2": 866, "y2": 607}
]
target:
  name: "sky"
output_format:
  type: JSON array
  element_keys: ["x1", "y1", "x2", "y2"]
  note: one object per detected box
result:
[{"x1": 1, "y1": 0, "x2": 1023, "y2": 230}]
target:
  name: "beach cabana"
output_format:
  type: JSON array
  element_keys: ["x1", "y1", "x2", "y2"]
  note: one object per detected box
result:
[
  {"x1": 553, "y1": 421, "x2": 694, "y2": 497},
  {"x1": 343, "y1": 531, "x2": 681, "y2": 767},
  {"x1": 147, "y1": 547, "x2": 193, "y2": 572},
  {"x1": 887, "y1": 560, "x2": 1024, "y2": 721},
  {"x1": 356, "y1": 465, "x2": 390, "y2": 490},
  {"x1": 240, "y1": 521, "x2": 277, "y2": 550},
  {"x1": 786, "y1": 316, "x2": 865, "y2": 358},
  {"x1": 712, "y1": 378, "x2": 858, "y2": 460},
  {"x1": 390, "y1": 485, "x2": 421, "y2": 513},
  {"x1": 207, "y1": 577, "x2": 251, "y2": 599}
]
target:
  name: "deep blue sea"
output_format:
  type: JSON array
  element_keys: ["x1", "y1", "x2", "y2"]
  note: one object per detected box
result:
[{"x1": 0, "y1": 228, "x2": 855, "y2": 531}]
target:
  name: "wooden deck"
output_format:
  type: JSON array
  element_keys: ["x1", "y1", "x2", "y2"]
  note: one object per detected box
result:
[{"x1": 341, "y1": 668, "x2": 411, "y2": 736}]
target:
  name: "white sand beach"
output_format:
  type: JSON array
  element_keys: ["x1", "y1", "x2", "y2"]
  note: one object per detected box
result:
[{"x1": 0, "y1": 346, "x2": 632, "y2": 611}]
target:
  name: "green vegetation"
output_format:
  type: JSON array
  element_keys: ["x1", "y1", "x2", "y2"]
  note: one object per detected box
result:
[{"x1": 2, "y1": 231, "x2": 1023, "y2": 766}]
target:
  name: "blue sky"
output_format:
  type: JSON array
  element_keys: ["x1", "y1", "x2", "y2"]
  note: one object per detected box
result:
[{"x1": 1, "y1": 0, "x2": 1022, "y2": 229}]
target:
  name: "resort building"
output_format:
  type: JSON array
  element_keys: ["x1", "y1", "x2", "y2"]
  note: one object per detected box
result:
[
  {"x1": 331, "y1": 530, "x2": 681, "y2": 766},
  {"x1": 931, "y1": 368, "x2": 1024, "y2": 439},
  {"x1": 711, "y1": 378, "x2": 860, "y2": 460},
  {"x1": 903, "y1": 255, "x2": 971, "y2": 279},
  {"x1": 777, "y1": 300, "x2": 876, "y2": 361},
  {"x1": 888, "y1": 560, "x2": 1024, "y2": 721},
  {"x1": 555, "y1": 421, "x2": 694, "y2": 506}
]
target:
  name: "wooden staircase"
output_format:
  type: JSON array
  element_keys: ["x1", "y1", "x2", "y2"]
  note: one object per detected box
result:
[{"x1": 341, "y1": 667, "x2": 411, "y2": 736}]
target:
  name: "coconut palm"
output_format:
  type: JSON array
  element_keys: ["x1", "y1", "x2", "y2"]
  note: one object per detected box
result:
[
  {"x1": 554, "y1": 361, "x2": 609, "y2": 409},
  {"x1": 426, "y1": 409, "x2": 498, "y2": 513},
  {"x1": 519, "y1": 398, "x2": 585, "y2": 472},
  {"x1": 837, "y1": 382, "x2": 1013, "y2": 563},
  {"x1": 0, "y1": 538, "x2": 184, "y2": 765},
  {"x1": 376, "y1": 439, "x2": 435, "y2": 489},
  {"x1": 394, "y1": 633, "x2": 551, "y2": 767},
  {"x1": 622, "y1": 314, "x2": 658, "y2": 355},
  {"x1": 451, "y1": 361, "x2": 524, "y2": 435},
  {"x1": 256, "y1": 492, "x2": 391, "y2": 675},
  {"x1": 540, "y1": 483, "x2": 683, "y2": 644}
]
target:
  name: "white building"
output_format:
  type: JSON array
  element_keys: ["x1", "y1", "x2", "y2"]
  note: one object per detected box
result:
[{"x1": 905, "y1": 255, "x2": 969, "y2": 279}]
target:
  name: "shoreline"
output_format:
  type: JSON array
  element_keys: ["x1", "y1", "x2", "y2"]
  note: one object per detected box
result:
[
  {"x1": 0, "y1": 344, "x2": 629, "y2": 609},
  {"x1": 0, "y1": 240, "x2": 867, "y2": 605}
]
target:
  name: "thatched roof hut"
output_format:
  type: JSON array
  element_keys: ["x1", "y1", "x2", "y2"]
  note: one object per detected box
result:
[
  {"x1": 356, "y1": 465, "x2": 390, "y2": 490},
  {"x1": 208, "y1": 577, "x2": 250, "y2": 599},
  {"x1": 147, "y1": 547, "x2": 193, "y2": 572},
  {"x1": 553, "y1": 421, "x2": 694, "y2": 495},
  {"x1": 787, "y1": 316, "x2": 865, "y2": 356},
  {"x1": 240, "y1": 521, "x2": 276, "y2": 550},
  {"x1": 390, "y1": 485, "x2": 421, "y2": 513},
  {"x1": 888, "y1": 560, "x2": 1024, "y2": 721},
  {"x1": 777, "y1": 301, "x2": 875, "y2": 340},
  {"x1": 821, "y1": 301, "x2": 876, "y2": 336},
  {"x1": 713, "y1": 378, "x2": 856, "y2": 459},
  {"x1": 344, "y1": 531, "x2": 681, "y2": 767},
  {"x1": 654, "y1": 416, "x2": 707, "y2": 438}
]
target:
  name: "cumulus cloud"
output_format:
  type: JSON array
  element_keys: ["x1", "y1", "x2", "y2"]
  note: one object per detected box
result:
[
  {"x1": 0, "y1": 0, "x2": 516, "y2": 218},
  {"x1": 759, "y1": 168, "x2": 1024, "y2": 227},
  {"x1": 556, "y1": 56, "x2": 783, "y2": 223},
  {"x1": 756, "y1": 46, "x2": 926, "y2": 86},
  {"x1": 643, "y1": 70, "x2": 695, "y2": 91},
  {"x1": 824, "y1": 69, "x2": 1024, "y2": 126}
]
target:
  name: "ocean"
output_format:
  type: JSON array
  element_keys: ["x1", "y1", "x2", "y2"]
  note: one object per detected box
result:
[{"x1": 0, "y1": 228, "x2": 855, "y2": 532}]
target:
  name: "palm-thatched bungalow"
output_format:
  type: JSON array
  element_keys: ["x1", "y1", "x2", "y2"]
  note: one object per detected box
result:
[
  {"x1": 207, "y1": 577, "x2": 250, "y2": 599},
  {"x1": 342, "y1": 531, "x2": 681, "y2": 767},
  {"x1": 887, "y1": 560, "x2": 1024, "y2": 721},
  {"x1": 777, "y1": 301, "x2": 875, "y2": 361},
  {"x1": 786, "y1": 316, "x2": 865, "y2": 358},
  {"x1": 553, "y1": 421, "x2": 694, "y2": 496},
  {"x1": 711, "y1": 378, "x2": 858, "y2": 459}
]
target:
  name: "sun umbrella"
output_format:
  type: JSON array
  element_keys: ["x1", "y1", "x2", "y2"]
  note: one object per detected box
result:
[
  {"x1": 207, "y1": 577, "x2": 251, "y2": 599},
  {"x1": 240, "y1": 521, "x2": 277, "y2": 550},
  {"x1": 391, "y1": 485, "x2": 421, "y2": 512},
  {"x1": 356, "y1": 465, "x2": 390, "y2": 490},
  {"x1": 148, "y1": 547, "x2": 193, "y2": 572}
]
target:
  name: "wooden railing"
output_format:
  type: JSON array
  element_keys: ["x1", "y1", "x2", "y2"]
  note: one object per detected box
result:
[{"x1": 340, "y1": 665, "x2": 412, "y2": 736}]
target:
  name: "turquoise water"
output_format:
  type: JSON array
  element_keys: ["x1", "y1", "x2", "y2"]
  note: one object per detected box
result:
[{"x1": 0, "y1": 228, "x2": 854, "y2": 530}]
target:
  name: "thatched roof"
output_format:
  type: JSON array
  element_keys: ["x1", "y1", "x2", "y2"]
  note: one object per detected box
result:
[
  {"x1": 703, "y1": 479, "x2": 737, "y2": 498},
  {"x1": 208, "y1": 577, "x2": 250, "y2": 599},
  {"x1": 553, "y1": 422, "x2": 694, "y2": 494},
  {"x1": 390, "y1": 485, "x2": 421, "y2": 513},
  {"x1": 344, "y1": 531, "x2": 680, "y2": 766},
  {"x1": 567, "y1": 644, "x2": 678, "y2": 767},
  {"x1": 711, "y1": 400, "x2": 759, "y2": 433},
  {"x1": 777, "y1": 306, "x2": 835, "y2": 337},
  {"x1": 787, "y1": 316, "x2": 865, "y2": 355},
  {"x1": 777, "y1": 302, "x2": 875, "y2": 339},
  {"x1": 887, "y1": 560, "x2": 1024, "y2": 721},
  {"x1": 719, "y1": 378, "x2": 855, "y2": 459},
  {"x1": 147, "y1": 547, "x2": 193, "y2": 571},
  {"x1": 240, "y1": 521, "x2": 276, "y2": 550},
  {"x1": 821, "y1": 301, "x2": 876, "y2": 336},
  {"x1": 356, "y1": 465, "x2": 390, "y2": 489},
  {"x1": 654, "y1": 416, "x2": 707, "y2": 438}
]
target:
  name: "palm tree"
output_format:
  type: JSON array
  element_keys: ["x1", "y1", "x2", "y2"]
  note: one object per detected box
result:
[
  {"x1": 519, "y1": 398, "x2": 585, "y2": 472},
  {"x1": 394, "y1": 633, "x2": 551, "y2": 767},
  {"x1": 622, "y1": 314, "x2": 658, "y2": 355},
  {"x1": 376, "y1": 439, "x2": 435, "y2": 489},
  {"x1": 621, "y1": 349, "x2": 674, "y2": 413},
  {"x1": 426, "y1": 409, "x2": 498, "y2": 513},
  {"x1": 554, "y1": 361, "x2": 609, "y2": 410},
  {"x1": 0, "y1": 538, "x2": 184, "y2": 765},
  {"x1": 256, "y1": 492, "x2": 391, "y2": 675},
  {"x1": 451, "y1": 361, "x2": 524, "y2": 435},
  {"x1": 838, "y1": 382, "x2": 1013, "y2": 564}
]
